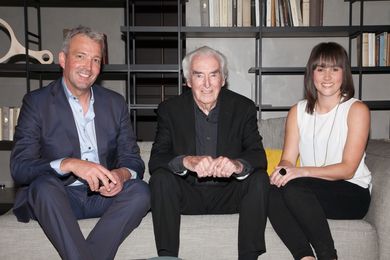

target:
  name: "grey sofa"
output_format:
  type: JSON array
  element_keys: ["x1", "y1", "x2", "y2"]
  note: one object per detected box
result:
[{"x1": 0, "y1": 117, "x2": 389, "y2": 259}]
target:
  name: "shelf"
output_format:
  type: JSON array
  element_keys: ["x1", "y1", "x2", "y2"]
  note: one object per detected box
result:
[
  {"x1": 121, "y1": 26, "x2": 180, "y2": 33},
  {"x1": 1, "y1": 0, "x2": 126, "y2": 7},
  {"x1": 258, "y1": 101, "x2": 390, "y2": 112},
  {"x1": 249, "y1": 67, "x2": 305, "y2": 75},
  {"x1": 261, "y1": 26, "x2": 356, "y2": 38},
  {"x1": 353, "y1": 67, "x2": 390, "y2": 74},
  {"x1": 364, "y1": 101, "x2": 390, "y2": 110},
  {"x1": 130, "y1": 64, "x2": 179, "y2": 73},
  {"x1": 183, "y1": 26, "x2": 259, "y2": 38},
  {"x1": 260, "y1": 105, "x2": 291, "y2": 112},
  {"x1": 0, "y1": 141, "x2": 13, "y2": 151},
  {"x1": 129, "y1": 104, "x2": 159, "y2": 109},
  {"x1": 121, "y1": 25, "x2": 390, "y2": 39},
  {"x1": 249, "y1": 67, "x2": 390, "y2": 75},
  {"x1": 0, "y1": 64, "x2": 180, "y2": 74},
  {"x1": 346, "y1": 0, "x2": 390, "y2": 2}
]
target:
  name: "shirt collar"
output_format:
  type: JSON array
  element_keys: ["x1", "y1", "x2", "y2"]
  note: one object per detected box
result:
[{"x1": 61, "y1": 77, "x2": 95, "y2": 103}]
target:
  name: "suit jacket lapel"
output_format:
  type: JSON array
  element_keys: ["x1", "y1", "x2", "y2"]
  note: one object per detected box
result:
[
  {"x1": 51, "y1": 80, "x2": 81, "y2": 159},
  {"x1": 216, "y1": 89, "x2": 232, "y2": 155},
  {"x1": 50, "y1": 80, "x2": 80, "y2": 185},
  {"x1": 92, "y1": 86, "x2": 108, "y2": 166},
  {"x1": 182, "y1": 91, "x2": 197, "y2": 155}
]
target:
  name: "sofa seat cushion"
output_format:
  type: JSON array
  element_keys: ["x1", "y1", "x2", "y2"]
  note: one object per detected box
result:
[{"x1": 0, "y1": 210, "x2": 378, "y2": 260}]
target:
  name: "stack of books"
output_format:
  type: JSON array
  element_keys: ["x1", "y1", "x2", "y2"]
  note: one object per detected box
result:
[
  {"x1": 358, "y1": 32, "x2": 390, "y2": 67},
  {"x1": 200, "y1": 0, "x2": 324, "y2": 27},
  {"x1": 0, "y1": 106, "x2": 20, "y2": 141}
]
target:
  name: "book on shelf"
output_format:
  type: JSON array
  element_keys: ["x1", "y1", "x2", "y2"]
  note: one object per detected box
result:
[
  {"x1": 387, "y1": 33, "x2": 390, "y2": 66},
  {"x1": 277, "y1": 0, "x2": 284, "y2": 27},
  {"x1": 271, "y1": 0, "x2": 276, "y2": 27},
  {"x1": 227, "y1": 0, "x2": 233, "y2": 26},
  {"x1": 242, "y1": 0, "x2": 251, "y2": 26},
  {"x1": 198, "y1": 0, "x2": 324, "y2": 28},
  {"x1": 2, "y1": 106, "x2": 10, "y2": 141},
  {"x1": 309, "y1": 0, "x2": 323, "y2": 26},
  {"x1": 254, "y1": 0, "x2": 260, "y2": 27},
  {"x1": 274, "y1": 0, "x2": 280, "y2": 27},
  {"x1": 289, "y1": 0, "x2": 302, "y2": 27},
  {"x1": 0, "y1": 106, "x2": 21, "y2": 141},
  {"x1": 236, "y1": 0, "x2": 243, "y2": 26},
  {"x1": 283, "y1": 0, "x2": 293, "y2": 27},
  {"x1": 200, "y1": 0, "x2": 210, "y2": 26},
  {"x1": 358, "y1": 32, "x2": 390, "y2": 67},
  {"x1": 368, "y1": 32, "x2": 376, "y2": 67},
  {"x1": 209, "y1": 0, "x2": 215, "y2": 26},
  {"x1": 302, "y1": 0, "x2": 310, "y2": 26},
  {"x1": 363, "y1": 33, "x2": 370, "y2": 67},
  {"x1": 211, "y1": 0, "x2": 220, "y2": 26},
  {"x1": 216, "y1": 0, "x2": 233, "y2": 27},
  {"x1": 8, "y1": 107, "x2": 14, "y2": 141},
  {"x1": 378, "y1": 32, "x2": 388, "y2": 66},
  {"x1": 266, "y1": 0, "x2": 272, "y2": 27},
  {"x1": 219, "y1": 0, "x2": 227, "y2": 26}
]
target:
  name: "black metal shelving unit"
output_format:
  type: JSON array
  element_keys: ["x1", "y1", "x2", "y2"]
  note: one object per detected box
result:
[{"x1": 250, "y1": 0, "x2": 390, "y2": 115}]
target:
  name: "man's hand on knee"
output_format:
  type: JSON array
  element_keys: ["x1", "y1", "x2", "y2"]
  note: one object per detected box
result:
[{"x1": 60, "y1": 158, "x2": 116, "y2": 192}]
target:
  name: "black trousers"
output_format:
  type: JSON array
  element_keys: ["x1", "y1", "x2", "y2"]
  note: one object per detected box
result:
[
  {"x1": 268, "y1": 177, "x2": 370, "y2": 260},
  {"x1": 27, "y1": 174, "x2": 151, "y2": 260},
  {"x1": 149, "y1": 168, "x2": 270, "y2": 260}
]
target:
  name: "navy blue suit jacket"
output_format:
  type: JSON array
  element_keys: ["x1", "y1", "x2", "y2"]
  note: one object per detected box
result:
[{"x1": 10, "y1": 79, "x2": 144, "y2": 222}]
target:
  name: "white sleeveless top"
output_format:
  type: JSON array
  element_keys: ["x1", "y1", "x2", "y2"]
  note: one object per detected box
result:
[{"x1": 297, "y1": 98, "x2": 371, "y2": 189}]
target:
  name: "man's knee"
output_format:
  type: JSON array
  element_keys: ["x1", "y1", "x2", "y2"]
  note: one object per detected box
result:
[
  {"x1": 29, "y1": 175, "x2": 65, "y2": 201},
  {"x1": 122, "y1": 179, "x2": 151, "y2": 210},
  {"x1": 246, "y1": 170, "x2": 270, "y2": 192},
  {"x1": 149, "y1": 168, "x2": 176, "y2": 191}
]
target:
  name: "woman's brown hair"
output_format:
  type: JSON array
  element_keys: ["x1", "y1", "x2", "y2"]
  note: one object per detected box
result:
[{"x1": 304, "y1": 42, "x2": 355, "y2": 114}]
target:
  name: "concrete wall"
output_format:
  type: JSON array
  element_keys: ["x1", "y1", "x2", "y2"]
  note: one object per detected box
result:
[{"x1": 0, "y1": 1, "x2": 389, "y2": 187}]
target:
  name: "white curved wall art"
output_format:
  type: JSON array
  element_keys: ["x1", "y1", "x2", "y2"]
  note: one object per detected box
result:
[{"x1": 0, "y1": 18, "x2": 53, "y2": 64}]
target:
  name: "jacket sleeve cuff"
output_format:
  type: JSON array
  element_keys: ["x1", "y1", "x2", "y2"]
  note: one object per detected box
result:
[{"x1": 168, "y1": 155, "x2": 188, "y2": 176}]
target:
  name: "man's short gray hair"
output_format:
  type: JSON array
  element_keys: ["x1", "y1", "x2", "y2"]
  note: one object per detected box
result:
[
  {"x1": 182, "y1": 46, "x2": 228, "y2": 81},
  {"x1": 61, "y1": 25, "x2": 105, "y2": 55}
]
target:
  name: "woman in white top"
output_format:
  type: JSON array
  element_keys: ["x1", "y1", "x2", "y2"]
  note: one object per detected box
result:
[{"x1": 268, "y1": 42, "x2": 371, "y2": 260}]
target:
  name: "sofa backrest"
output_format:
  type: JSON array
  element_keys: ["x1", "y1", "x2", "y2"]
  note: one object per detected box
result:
[{"x1": 259, "y1": 117, "x2": 286, "y2": 149}]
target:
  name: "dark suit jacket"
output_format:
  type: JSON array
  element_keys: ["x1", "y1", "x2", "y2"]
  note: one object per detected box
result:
[
  {"x1": 10, "y1": 79, "x2": 144, "y2": 222},
  {"x1": 149, "y1": 88, "x2": 267, "y2": 179}
]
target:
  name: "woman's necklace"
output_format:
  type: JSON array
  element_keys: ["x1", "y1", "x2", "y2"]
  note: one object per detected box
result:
[{"x1": 312, "y1": 99, "x2": 341, "y2": 167}]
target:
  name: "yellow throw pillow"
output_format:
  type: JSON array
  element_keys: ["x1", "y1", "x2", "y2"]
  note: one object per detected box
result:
[
  {"x1": 264, "y1": 148, "x2": 300, "y2": 175},
  {"x1": 265, "y1": 148, "x2": 283, "y2": 175}
]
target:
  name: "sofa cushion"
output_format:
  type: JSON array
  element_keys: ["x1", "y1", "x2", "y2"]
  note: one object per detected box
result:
[{"x1": 0, "y1": 210, "x2": 378, "y2": 260}]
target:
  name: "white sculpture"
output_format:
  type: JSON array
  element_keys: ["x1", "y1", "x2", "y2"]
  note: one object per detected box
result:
[{"x1": 0, "y1": 18, "x2": 53, "y2": 64}]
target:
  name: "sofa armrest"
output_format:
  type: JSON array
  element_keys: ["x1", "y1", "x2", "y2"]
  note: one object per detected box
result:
[{"x1": 364, "y1": 139, "x2": 390, "y2": 260}]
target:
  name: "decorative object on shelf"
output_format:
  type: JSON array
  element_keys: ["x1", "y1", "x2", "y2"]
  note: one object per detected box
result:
[{"x1": 0, "y1": 18, "x2": 53, "y2": 64}]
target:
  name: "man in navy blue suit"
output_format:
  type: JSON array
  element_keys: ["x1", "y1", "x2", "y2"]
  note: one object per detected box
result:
[{"x1": 10, "y1": 26, "x2": 150, "y2": 260}]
